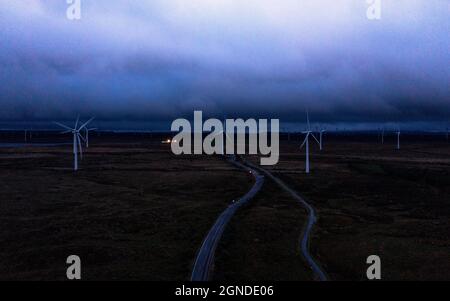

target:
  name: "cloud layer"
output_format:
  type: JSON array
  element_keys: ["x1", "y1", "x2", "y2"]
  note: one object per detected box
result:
[{"x1": 0, "y1": 0, "x2": 448, "y2": 125}]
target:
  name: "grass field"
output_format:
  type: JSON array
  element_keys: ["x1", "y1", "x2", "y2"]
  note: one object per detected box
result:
[
  {"x1": 0, "y1": 140, "x2": 252, "y2": 280},
  {"x1": 245, "y1": 138, "x2": 450, "y2": 280},
  {"x1": 0, "y1": 134, "x2": 449, "y2": 280}
]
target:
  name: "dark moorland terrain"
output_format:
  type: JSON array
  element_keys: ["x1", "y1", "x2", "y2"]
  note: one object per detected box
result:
[
  {"x1": 0, "y1": 132, "x2": 449, "y2": 281},
  {"x1": 0, "y1": 133, "x2": 252, "y2": 280},
  {"x1": 243, "y1": 135, "x2": 450, "y2": 281}
]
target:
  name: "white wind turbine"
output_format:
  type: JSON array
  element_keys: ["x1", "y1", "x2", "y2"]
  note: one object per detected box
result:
[
  {"x1": 84, "y1": 124, "x2": 97, "y2": 148},
  {"x1": 301, "y1": 111, "x2": 320, "y2": 174},
  {"x1": 319, "y1": 127, "x2": 326, "y2": 151},
  {"x1": 54, "y1": 116, "x2": 94, "y2": 171},
  {"x1": 396, "y1": 127, "x2": 401, "y2": 150},
  {"x1": 282, "y1": 126, "x2": 291, "y2": 142},
  {"x1": 380, "y1": 127, "x2": 385, "y2": 144},
  {"x1": 219, "y1": 131, "x2": 234, "y2": 156},
  {"x1": 218, "y1": 117, "x2": 234, "y2": 156}
]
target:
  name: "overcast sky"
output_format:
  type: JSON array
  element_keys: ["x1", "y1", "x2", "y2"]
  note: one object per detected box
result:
[{"x1": 0, "y1": 0, "x2": 448, "y2": 127}]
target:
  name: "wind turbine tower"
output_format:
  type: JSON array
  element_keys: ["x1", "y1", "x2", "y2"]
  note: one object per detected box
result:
[
  {"x1": 319, "y1": 128, "x2": 326, "y2": 151},
  {"x1": 54, "y1": 116, "x2": 94, "y2": 171},
  {"x1": 301, "y1": 111, "x2": 320, "y2": 174},
  {"x1": 84, "y1": 124, "x2": 97, "y2": 148},
  {"x1": 217, "y1": 115, "x2": 232, "y2": 156}
]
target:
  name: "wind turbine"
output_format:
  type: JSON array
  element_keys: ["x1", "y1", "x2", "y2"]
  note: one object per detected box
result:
[
  {"x1": 396, "y1": 127, "x2": 401, "y2": 150},
  {"x1": 287, "y1": 128, "x2": 291, "y2": 142},
  {"x1": 282, "y1": 126, "x2": 291, "y2": 142},
  {"x1": 54, "y1": 116, "x2": 94, "y2": 171},
  {"x1": 218, "y1": 116, "x2": 234, "y2": 156},
  {"x1": 319, "y1": 127, "x2": 326, "y2": 151},
  {"x1": 84, "y1": 125, "x2": 97, "y2": 148},
  {"x1": 218, "y1": 131, "x2": 234, "y2": 156},
  {"x1": 380, "y1": 127, "x2": 385, "y2": 144},
  {"x1": 300, "y1": 111, "x2": 320, "y2": 174}
]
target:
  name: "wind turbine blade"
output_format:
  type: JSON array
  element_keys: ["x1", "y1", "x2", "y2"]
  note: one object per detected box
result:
[
  {"x1": 61, "y1": 130, "x2": 72, "y2": 134},
  {"x1": 53, "y1": 122, "x2": 72, "y2": 131},
  {"x1": 74, "y1": 115, "x2": 80, "y2": 129},
  {"x1": 225, "y1": 133, "x2": 233, "y2": 144},
  {"x1": 300, "y1": 135, "x2": 308, "y2": 149},
  {"x1": 219, "y1": 129, "x2": 234, "y2": 144},
  {"x1": 311, "y1": 133, "x2": 320, "y2": 145},
  {"x1": 78, "y1": 117, "x2": 95, "y2": 131},
  {"x1": 78, "y1": 133, "x2": 86, "y2": 142},
  {"x1": 77, "y1": 134, "x2": 83, "y2": 159}
]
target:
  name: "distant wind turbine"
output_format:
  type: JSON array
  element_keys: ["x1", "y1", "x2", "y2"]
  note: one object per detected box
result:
[
  {"x1": 54, "y1": 116, "x2": 94, "y2": 171},
  {"x1": 84, "y1": 124, "x2": 97, "y2": 148},
  {"x1": 219, "y1": 117, "x2": 234, "y2": 156},
  {"x1": 219, "y1": 131, "x2": 234, "y2": 156},
  {"x1": 319, "y1": 128, "x2": 326, "y2": 151},
  {"x1": 396, "y1": 127, "x2": 401, "y2": 150},
  {"x1": 301, "y1": 111, "x2": 320, "y2": 174},
  {"x1": 282, "y1": 127, "x2": 291, "y2": 142}
]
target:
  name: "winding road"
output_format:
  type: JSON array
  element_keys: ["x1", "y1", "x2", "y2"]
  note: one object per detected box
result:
[
  {"x1": 244, "y1": 159, "x2": 328, "y2": 281},
  {"x1": 190, "y1": 158, "x2": 265, "y2": 281},
  {"x1": 191, "y1": 156, "x2": 327, "y2": 281}
]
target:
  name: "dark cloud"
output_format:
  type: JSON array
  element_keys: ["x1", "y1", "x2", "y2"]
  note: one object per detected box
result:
[{"x1": 0, "y1": 1, "x2": 448, "y2": 128}]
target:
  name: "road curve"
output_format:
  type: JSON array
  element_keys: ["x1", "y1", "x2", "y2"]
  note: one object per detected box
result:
[
  {"x1": 191, "y1": 158, "x2": 265, "y2": 281},
  {"x1": 243, "y1": 159, "x2": 328, "y2": 281}
]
